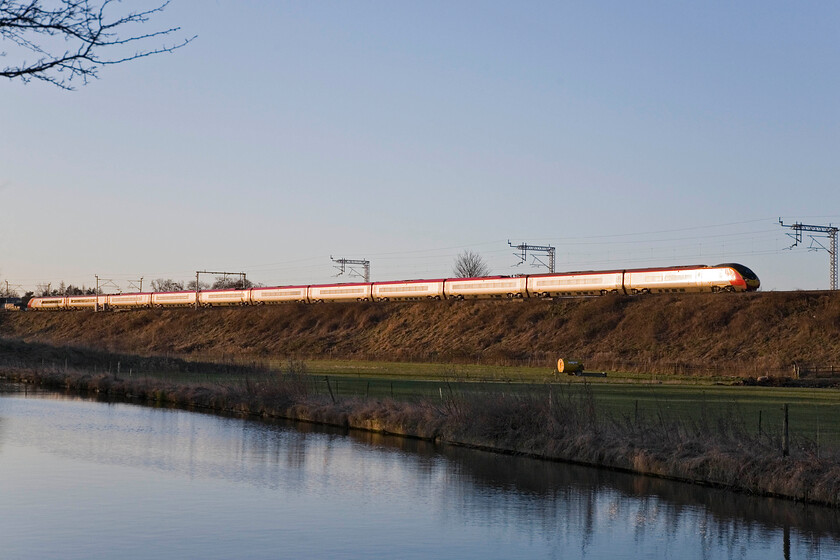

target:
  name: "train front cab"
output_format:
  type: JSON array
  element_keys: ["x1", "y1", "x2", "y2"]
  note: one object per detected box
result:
[
  {"x1": 717, "y1": 263, "x2": 760, "y2": 292},
  {"x1": 28, "y1": 297, "x2": 66, "y2": 310}
]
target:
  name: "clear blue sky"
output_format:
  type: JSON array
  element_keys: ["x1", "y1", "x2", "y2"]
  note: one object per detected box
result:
[{"x1": 2, "y1": 1, "x2": 838, "y2": 294}]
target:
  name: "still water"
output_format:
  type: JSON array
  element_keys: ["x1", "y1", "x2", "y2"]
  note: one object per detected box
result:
[{"x1": 1, "y1": 388, "x2": 839, "y2": 560}]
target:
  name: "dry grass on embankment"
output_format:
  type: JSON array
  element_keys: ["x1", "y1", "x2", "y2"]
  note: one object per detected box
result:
[
  {"x1": 3, "y1": 290, "x2": 840, "y2": 376},
  {"x1": 5, "y1": 364, "x2": 840, "y2": 507}
]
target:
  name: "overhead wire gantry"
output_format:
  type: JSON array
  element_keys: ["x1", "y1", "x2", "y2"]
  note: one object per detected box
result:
[
  {"x1": 779, "y1": 218, "x2": 838, "y2": 290},
  {"x1": 331, "y1": 256, "x2": 370, "y2": 283},
  {"x1": 508, "y1": 240, "x2": 556, "y2": 273}
]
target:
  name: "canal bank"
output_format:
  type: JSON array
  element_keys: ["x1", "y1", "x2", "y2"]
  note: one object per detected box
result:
[{"x1": 4, "y1": 365, "x2": 840, "y2": 508}]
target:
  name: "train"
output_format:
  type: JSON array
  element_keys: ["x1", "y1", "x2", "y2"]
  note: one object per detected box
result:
[{"x1": 26, "y1": 263, "x2": 760, "y2": 311}]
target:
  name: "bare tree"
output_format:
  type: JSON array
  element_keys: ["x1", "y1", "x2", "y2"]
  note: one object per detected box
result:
[
  {"x1": 211, "y1": 276, "x2": 253, "y2": 290},
  {"x1": 64, "y1": 284, "x2": 93, "y2": 295},
  {"x1": 34, "y1": 281, "x2": 93, "y2": 295},
  {"x1": 1, "y1": 285, "x2": 19, "y2": 297},
  {"x1": 0, "y1": 276, "x2": 20, "y2": 297},
  {"x1": 185, "y1": 279, "x2": 208, "y2": 291},
  {"x1": 1, "y1": 0, "x2": 193, "y2": 88},
  {"x1": 453, "y1": 250, "x2": 490, "y2": 278},
  {"x1": 151, "y1": 278, "x2": 184, "y2": 292}
]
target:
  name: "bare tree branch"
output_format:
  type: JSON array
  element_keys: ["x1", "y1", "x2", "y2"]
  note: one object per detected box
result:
[
  {"x1": 1, "y1": 0, "x2": 194, "y2": 89},
  {"x1": 453, "y1": 250, "x2": 491, "y2": 278}
]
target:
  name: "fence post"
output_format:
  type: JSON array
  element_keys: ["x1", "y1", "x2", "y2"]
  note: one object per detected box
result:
[
  {"x1": 782, "y1": 404, "x2": 789, "y2": 457},
  {"x1": 325, "y1": 376, "x2": 336, "y2": 404},
  {"x1": 758, "y1": 410, "x2": 762, "y2": 437}
]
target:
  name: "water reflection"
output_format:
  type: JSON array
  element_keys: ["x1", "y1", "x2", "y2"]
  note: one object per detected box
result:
[
  {"x1": 348, "y1": 423, "x2": 840, "y2": 552},
  {"x1": 350, "y1": 431, "x2": 838, "y2": 559},
  {"x1": 1, "y1": 389, "x2": 839, "y2": 559}
]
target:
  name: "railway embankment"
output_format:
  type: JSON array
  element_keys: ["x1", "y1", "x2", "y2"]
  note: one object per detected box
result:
[{"x1": 2, "y1": 290, "x2": 840, "y2": 377}]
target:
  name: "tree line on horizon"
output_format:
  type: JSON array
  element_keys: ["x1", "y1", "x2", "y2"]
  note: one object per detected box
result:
[
  {"x1": 4, "y1": 251, "x2": 491, "y2": 304},
  {"x1": 26, "y1": 277, "x2": 257, "y2": 297}
]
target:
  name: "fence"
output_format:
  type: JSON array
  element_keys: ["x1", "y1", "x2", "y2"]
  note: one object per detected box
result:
[{"x1": 794, "y1": 363, "x2": 840, "y2": 379}]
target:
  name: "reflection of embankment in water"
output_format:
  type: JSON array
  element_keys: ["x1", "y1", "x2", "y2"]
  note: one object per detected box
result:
[
  {"x1": 0, "y1": 382, "x2": 27, "y2": 453},
  {"x1": 260, "y1": 415, "x2": 840, "y2": 551},
  {"x1": 344, "y1": 426, "x2": 840, "y2": 547}
]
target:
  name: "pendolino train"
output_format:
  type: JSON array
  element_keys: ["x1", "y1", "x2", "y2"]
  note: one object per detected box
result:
[{"x1": 26, "y1": 263, "x2": 760, "y2": 311}]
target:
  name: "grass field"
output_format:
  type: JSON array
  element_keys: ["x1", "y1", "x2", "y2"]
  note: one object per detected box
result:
[
  {"x1": 266, "y1": 358, "x2": 743, "y2": 384},
  {"x1": 320, "y1": 377, "x2": 840, "y2": 448},
  {"x1": 128, "y1": 359, "x2": 840, "y2": 449}
]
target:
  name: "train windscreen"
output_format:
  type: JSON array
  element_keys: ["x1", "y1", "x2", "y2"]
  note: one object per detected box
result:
[{"x1": 717, "y1": 263, "x2": 759, "y2": 282}]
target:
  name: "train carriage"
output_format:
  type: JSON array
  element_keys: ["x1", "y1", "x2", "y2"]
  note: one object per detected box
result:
[
  {"x1": 623, "y1": 266, "x2": 707, "y2": 294},
  {"x1": 198, "y1": 289, "x2": 251, "y2": 307},
  {"x1": 65, "y1": 295, "x2": 109, "y2": 310},
  {"x1": 108, "y1": 293, "x2": 153, "y2": 309},
  {"x1": 527, "y1": 271, "x2": 625, "y2": 297},
  {"x1": 372, "y1": 279, "x2": 445, "y2": 302},
  {"x1": 151, "y1": 291, "x2": 198, "y2": 308},
  {"x1": 251, "y1": 286, "x2": 309, "y2": 304},
  {"x1": 693, "y1": 266, "x2": 744, "y2": 293},
  {"x1": 444, "y1": 276, "x2": 528, "y2": 300},
  {"x1": 308, "y1": 282, "x2": 373, "y2": 303}
]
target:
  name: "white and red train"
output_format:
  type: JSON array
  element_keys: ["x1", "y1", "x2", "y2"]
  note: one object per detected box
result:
[{"x1": 26, "y1": 263, "x2": 759, "y2": 311}]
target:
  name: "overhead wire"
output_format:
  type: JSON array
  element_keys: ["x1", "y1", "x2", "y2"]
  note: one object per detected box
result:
[{"x1": 9, "y1": 217, "x2": 828, "y2": 293}]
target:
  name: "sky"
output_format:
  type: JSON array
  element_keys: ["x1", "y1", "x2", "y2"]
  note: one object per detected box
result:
[{"x1": 1, "y1": 1, "x2": 839, "y2": 294}]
